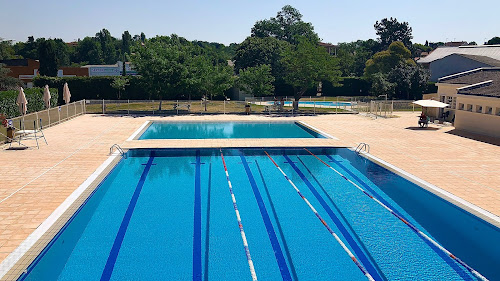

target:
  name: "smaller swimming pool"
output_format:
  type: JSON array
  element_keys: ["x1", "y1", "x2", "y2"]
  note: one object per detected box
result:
[
  {"x1": 256, "y1": 101, "x2": 352, "y2": 108},
  {"x1": 138, "y1": 121, "x2": 327, "y2": 139}
]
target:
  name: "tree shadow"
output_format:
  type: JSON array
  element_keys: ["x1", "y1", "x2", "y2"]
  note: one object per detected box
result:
[{"x1": 446, "y1": 129, "x2": 500, "y2": 147}]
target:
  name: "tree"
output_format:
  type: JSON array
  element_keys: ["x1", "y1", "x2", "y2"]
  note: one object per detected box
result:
[
  {"x1": 486, "y1": 37, "x2": 500, "y2": 45},
  {"x1": 110, "y1": 76, "x2": 129, "y2": 99},
  {"x1": 38, "y1": 39, "x2": 58, "y2": 76},
  {"x1": 122, "y1": 31, "x2": 132, "y2": 55},
  {"x1": 75, "y1": 37, "x2": 103, "y2": 64},
  {"x1": 251, "y1": 5, "x2": 319, "y2": 44},
  {"x1": 233, "y1": 36, "x2": 290, "y2": 78},
  {"x1": 0, "y1": 63, "x2": 23, "y2": 90},
  {"x1": 140, "y1": 32, "x2": 146, "y2": 42},
  {"x1": 238, "y1": 64, "x2": 275, "y2": 97},
  {"x1": 0, "y1": 38, "x2": 15, "y2": 60},
  {"x1": 364, "y1": 41, "x2": 414, "y2": 77},
  {"x1": 281, "y1": 37, "x2": 341, "y2": 109},
  {"x1": 96, "y1": 29, "x2": 117, "y2": 64},
  {"x1": 374, "y1": 17, "x2": 413, "y2": 48},
  {"x1": 370, "y1": 73, "x2": 395, "y2": 97},
  {"x1": 337, "y1": 39, "x2": 381, "y2": 77}
]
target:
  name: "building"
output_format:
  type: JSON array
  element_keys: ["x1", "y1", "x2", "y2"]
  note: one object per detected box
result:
[
  {"x1": 418, "y1": 45, "x2": 500, "y2": 81},
  {"x1": 319, "y1": 42, "x2": 338, "y2": 56},
  {"x1": 0, "y1": 59, "x2": 40, "y2": 87},
  {"x1": 434, "y1": 67, "x2": 500, "y2": 138},
  {"x1": 82, "y1": 61, "x2": 137, "y2": 77}
]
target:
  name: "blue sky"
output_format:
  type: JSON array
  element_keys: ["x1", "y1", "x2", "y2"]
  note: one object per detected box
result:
[{"x1": 1, "y1": 0, "x2": 499, "y2": 45}]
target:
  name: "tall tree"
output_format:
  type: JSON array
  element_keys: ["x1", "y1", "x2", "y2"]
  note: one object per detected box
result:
[
  {"x1": 251, "y1": 5, "x2": 319, "y2": 44},
  {"x1": 238, "y1": 64, "x2": 275, "y2": 97},
  {"x1": 0, "y1": 39, "x2": 15, "y2": 60},
  {"x1": 122, "y1": 30, "x2": 132, "y2": 55},
  {"x1": 96, "y1": 29, "x2": 117, "y2": 64},
  {"x1": 374, "y1": 17, "x2": 413, "y2": 48},
  {"x1": 76, "y1": 37, "x2": 103, "y2": 64},
  {"x1": 281, "y1": 37, "x2": 341, "y2": 109},
  {"x1": 364, "y1": 41, "x2": 414, "y2": 77},
  {"x1": 337, "y1": 39, "x2": 380, "y2": 77},
  {"x1": 38, "y1": 39, "x2": 58, "y2": 76},
  {"x1": 140, "y1": 32, "x2": 146, "y2": 42},
  {"x1": 486, "y1": 37, "x2": 500, "y2": 45}
]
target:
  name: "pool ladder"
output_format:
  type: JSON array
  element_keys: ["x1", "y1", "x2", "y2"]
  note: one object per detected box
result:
[
  {"x1": 354, "y1": 143, "x2": 370, "y2": 154},
  {"x1": 110, "y1": 144, "x2": 126, "y2": 158}
]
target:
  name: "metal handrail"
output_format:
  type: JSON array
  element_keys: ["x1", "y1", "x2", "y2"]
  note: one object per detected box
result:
[
  {"x1": 110, "y1": 144, "x2": 126, "y2": 158},
  {"x1": 355, "y1": 143, "x2": 370, "y2": 154}
]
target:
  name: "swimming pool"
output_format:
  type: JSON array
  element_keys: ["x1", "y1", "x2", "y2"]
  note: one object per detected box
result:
[
  {"x1": 138, "y1": 121, "x2": 327, "y2": 139},
  {"x1": 255, "y1": 101, "x2": 352, "y2": 108},
  {"x1": 17, "y1": 148, "x2": 498, "y2": 280}
]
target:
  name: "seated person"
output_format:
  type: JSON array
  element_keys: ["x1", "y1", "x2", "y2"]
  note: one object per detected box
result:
[{"x1": 418, "y1": 113, "x2": 428, "y2": 127}]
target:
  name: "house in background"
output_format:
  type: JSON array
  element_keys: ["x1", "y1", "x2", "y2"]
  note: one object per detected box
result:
[
  {"x1": 418, "y1": 45, "x2": 500, "y2": 81},
  {"x1": 433, "y1": 67, "x2": 500, "y2": 138}
]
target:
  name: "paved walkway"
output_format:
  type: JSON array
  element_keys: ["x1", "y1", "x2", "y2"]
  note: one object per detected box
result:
[{"x1": 0, "y1": 112, "x2": 499, "y2": 264}]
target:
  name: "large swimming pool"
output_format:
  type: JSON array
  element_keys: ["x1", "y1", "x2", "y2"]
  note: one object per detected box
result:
[
  {"x1": 138, "y1": 121, "x2": 327, "y2": 139},
  {"x1": 18, "y1": 148, "x2": 498, "y2": 280}
]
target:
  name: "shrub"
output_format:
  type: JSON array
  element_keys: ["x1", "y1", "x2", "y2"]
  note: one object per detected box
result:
[
  {"x1": 0, "y1": 87, "x2": 59, "y2": 118},
  {"x1": 33, "y1": 76, "x2": 147, "y2": 103}
]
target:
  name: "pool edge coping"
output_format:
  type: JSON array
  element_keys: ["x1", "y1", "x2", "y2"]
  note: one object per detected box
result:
[
  {"x1": 357, "y1": 150, "x2": 500, "y2": 228},
  {"x1": 128, "y1": 120, "x2": 151, "y2": 141},
  {"x1": 0, "y1": 152, "x2": 122, "y2": 281}
]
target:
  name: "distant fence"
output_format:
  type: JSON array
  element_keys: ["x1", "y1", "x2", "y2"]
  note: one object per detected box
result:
[
  {"x1": 1, "y1": 100, "x2": 86, "y2": 143},
  {"x1": 356, "y1": 100, "x2": 422, "y2": 118}
]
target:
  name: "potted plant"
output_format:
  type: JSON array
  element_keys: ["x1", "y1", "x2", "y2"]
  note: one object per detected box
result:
[{"x1": 1, "y1": 114, "x2": 14, "y2": 142}]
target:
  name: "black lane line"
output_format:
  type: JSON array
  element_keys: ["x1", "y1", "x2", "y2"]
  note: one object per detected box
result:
[
  {"x1": 193, "y1": 150, "x2": 202, "y2": 281},
  {"x1": 100, "y1": 151, "x2": 155, "y2": 281},
  {"x1": 296, "y1": 156, "x2": 387, "y2": 281},
  {"x1": 255, "y1": 159, "x2": 299, "y2": 281},
  {"x1": 282, "y1": 153, "x2": 383, "y2": 281},
  {"x1": 239, "y1": 152, "x2": 292, "y2": 281},
  {"x1": 203, "y1": 163, "x2": 212, "y2": 281},
  {"x1": 324, "y1": 154, "x2": 472, "y2": 279}
]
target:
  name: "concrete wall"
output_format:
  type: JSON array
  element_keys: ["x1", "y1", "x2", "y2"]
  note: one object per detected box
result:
[
  {"x1": 430, "y1": 54, "x2": 489, "y2": 81},
  {"x1": 454, "y1": 95, "x2": 500, "y2": 138}
]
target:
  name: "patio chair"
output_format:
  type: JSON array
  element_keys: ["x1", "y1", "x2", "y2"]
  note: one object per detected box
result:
[
  {"x1": 9, "y1": 119, "x2": 48, "y2": 149},
  {"x1": 418, "y1": 117, "x2": 429, "y2": 128}
]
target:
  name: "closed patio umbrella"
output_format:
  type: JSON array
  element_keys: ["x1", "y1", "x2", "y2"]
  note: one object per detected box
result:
[
  {"x1": 16, "y1": 87, "x2": 28, "y2": 129},
  {"x1": 63, "y1": 83, "x2": 71, "y2": 104},
  {"x1": 43, "y1": 85, "x2": 51, "y2": 108},
  {"x1": 16, "y1": 87, "x2": 27, "y2": 115}
]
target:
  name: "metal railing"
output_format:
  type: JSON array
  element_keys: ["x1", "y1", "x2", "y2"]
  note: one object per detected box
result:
[{"x1": 1, "y1": 100, "x2": 86, "y2": 143}]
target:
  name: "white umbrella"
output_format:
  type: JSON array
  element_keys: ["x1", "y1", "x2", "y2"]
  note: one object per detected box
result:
[
  {"x1": 43, "y1": 85, "x2": 51, "y2": 108},
  {"x1": 63, "y1": 83, "x2": 71, "y2": 104},
  {"x1": 16, "y1": 87, "x2": 28, "y2": 115},
  {"x1": 412, "y1": 100, "x2": 449, "y2": 108}
]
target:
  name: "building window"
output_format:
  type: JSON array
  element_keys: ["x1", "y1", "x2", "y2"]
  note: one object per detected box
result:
[
  {"x1": 476, "y1": 105, "x2": 483, "y2": 113},
  {"x1": 496, "y1": 108, "x2": 500, "y2": 116},
  {"x1": 486, "y1": 106, "x2": 493, "y2": 114},
  {"x1": 459, "y1": 103, "x2": 464, "y2": 110},
  {"x1": 467, "y1": 104, "x2": 473, "y2": 112}
]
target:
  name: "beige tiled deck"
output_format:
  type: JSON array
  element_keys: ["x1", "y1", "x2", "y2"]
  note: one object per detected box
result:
[{"x1": 0, "y1": 112, "x2": 499, "y2": 265}]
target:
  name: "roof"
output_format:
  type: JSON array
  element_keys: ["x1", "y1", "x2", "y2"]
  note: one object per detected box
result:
[
  {"x1": 0, "y1": 59, "x2": 28, "y2": 66},
  {"x1": 438, "y1": 68, "x2": 500, "y2": 98},
  {"x1": 417, "y1": 45, "x2": 500, "y2": 64},
  {"x1": 457, "y1": 54, "x2": 500, "y2": 66}
]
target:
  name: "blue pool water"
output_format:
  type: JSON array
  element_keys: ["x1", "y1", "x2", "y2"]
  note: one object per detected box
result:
[
  {"x1": 19, "y1": 148, "x2": 499, "y2": 281},
  {"x1": 138, "y1": 122, "x2": 326, "y2": 139},
  {"x1": 283, "y1": 101, "x2": 351, "y2": 107}
]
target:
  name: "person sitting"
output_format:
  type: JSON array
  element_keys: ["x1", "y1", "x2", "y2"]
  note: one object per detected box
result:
[{"x1": 418, "y1": 113, "x2": 429, "y2": 127}]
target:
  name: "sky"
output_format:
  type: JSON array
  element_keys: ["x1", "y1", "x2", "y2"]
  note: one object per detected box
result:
[{"x1": 1, "y1": 0, "x2": 499, "y2": 46}]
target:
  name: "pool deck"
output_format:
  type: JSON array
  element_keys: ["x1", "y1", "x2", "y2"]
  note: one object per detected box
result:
[{"x1": 0, "y1": 112, "x2": 499, "y2": 266}]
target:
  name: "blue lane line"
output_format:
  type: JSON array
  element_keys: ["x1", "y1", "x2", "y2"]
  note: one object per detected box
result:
[
  {"x1": 282, "y1": 154, "x2": 383, "y2": 281},
  {"x1": 203, "y1": 163, "x2": 212, "y2": 281},
  {"x1": 239, "y1": 151, "x2": 293, "y2": 281},
  {"x1": 325, "y1": 154, "x2": 472, "y2": 279},
  {"x1": 100, "y1": 152, "x2": 155, "y2": 281},
  {"x1": 193, "y1": 150, "x2": 202, "y2": 281}
]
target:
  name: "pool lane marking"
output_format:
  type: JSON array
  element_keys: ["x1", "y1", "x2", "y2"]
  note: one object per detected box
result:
[
  {"x1": 193, "y1": 150, "x2": 202, "y2": 281},
  {"x1": 220, "y1": 149, "x2": 258, "y2": 281},
  {"x1": 239, "y1": 151, "x2": 292, "y2": 281},
  {"x1": 295, "y1": 156, "x2": 387, "y2": 281},
  {"x1": 203, "y1": 163, "x2": 212, "y2": 281},
  {"x1": 282, "y1": 154, "x2": 383, "y2": 281},
  {"x1": 255, "y1": 159, "x2": 299, "y2": 281},
  {"x1": 100, "y1": 151, "x2": 156, "y2": 281},
  {"x1": 263, "y1": 151, "x2": 375, "y2": 281},
  {"x1": 304, "y1": 148, "x2": 489, "y2": 281}
]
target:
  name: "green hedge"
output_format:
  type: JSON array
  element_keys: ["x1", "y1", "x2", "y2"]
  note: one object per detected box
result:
[
  {"x1": 33, "y1": 76, "x2": 148, "y2": 103},
  {"x1": 0, "y1": 87, "x2": 59, "y2": 118}
]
